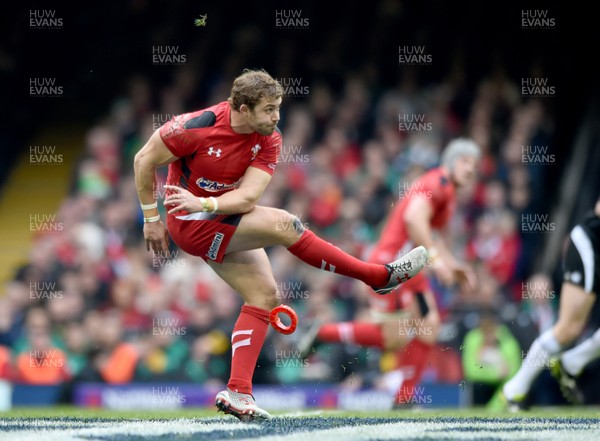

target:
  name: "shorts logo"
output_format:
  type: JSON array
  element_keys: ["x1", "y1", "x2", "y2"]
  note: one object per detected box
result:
[
  {"x1": 207, "y1": 232, "x2": 225, "y2": 261},
  {"x1": 196, "y1": 177, "x2": 241, "y2": 192}
]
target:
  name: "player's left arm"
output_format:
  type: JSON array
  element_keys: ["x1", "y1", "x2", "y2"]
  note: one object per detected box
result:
[
  {"x1": 165, "y1": 130, "x2": 279, "y2": 215},
  {"x1": 165, "y1": 166, "x2": 272, "y2": 215},
  {"x1": 200, "y1": 166, "x2": 272, "y2": 214}
]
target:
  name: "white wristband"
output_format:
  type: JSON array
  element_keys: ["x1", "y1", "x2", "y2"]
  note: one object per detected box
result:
[
  {"x1": 143, "y1": 214, "x2": 161, "y2": 223},
  {"x1": 199, "y1": 197, "x2": 208, "y2": 213},
  {"x1": 209, "y1": 197, "x2": 218, "y2": 213},
  {"x1": 141, "y1": 202, "x2": 158, "y2": 210}
]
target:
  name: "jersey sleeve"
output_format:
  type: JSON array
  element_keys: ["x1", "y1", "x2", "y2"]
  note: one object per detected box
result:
[
  {"x1": 251, "y1": 130, "x2": 281, "y2": 175},
  {"x1": 424, "y1": 172, "x2": 447, "y2": 213},
  {"x1": 159, "y1": 114, "x2": 195, "y2": 158}
]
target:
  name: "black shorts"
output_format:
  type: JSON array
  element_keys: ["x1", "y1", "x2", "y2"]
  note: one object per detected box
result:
[{"x1": 563, "y1": 225, "x2": 600, "y2": 294}]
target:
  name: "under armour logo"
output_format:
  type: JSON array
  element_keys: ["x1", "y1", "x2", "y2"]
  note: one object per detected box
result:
[
  {"x1": 396, "y1": 273, "x2": 411, "y2": 283},
  {"x1": 208, "y1": 147, "x2": 222, "y2": 157}
]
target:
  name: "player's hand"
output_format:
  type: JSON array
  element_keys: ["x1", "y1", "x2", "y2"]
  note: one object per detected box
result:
[
  {"x1": 432, "y1": 259, "x2": 455, "y2": 286},
  {"x1": 453, "y1": 264, "x2": 476, "y2": 293},
  {"x1": 143, "y1": 220, "x2": 169, "y2": 254},
  {"x1": 163, "y1": 185, "x2": 203, "y2": 214}
]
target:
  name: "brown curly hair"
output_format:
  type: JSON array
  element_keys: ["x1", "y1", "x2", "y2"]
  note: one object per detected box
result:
[{"x1": 229, "y1": 69, "x2": 283, "y2": 112}]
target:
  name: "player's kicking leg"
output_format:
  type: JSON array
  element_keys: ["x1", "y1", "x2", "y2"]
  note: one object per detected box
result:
[
  {"x1": 207, "y1": 249, "x2": 277, "y2": 421},
  {"x1": 502, "y1": 282, "x2": 594, "y2": 410},
  {"x1": 225, "y1": 206, "x2": 428, "y2": 293}
]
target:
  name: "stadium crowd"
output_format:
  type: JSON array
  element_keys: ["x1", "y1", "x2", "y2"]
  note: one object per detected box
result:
[
  {"x1": 0, "y1": 4, "x2": 562, "y2": 406},
  {"x1": 0, "y1": 66, "x2": 557, "y2": 401}
]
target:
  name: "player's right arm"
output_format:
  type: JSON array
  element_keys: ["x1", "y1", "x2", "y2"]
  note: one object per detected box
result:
[
  {"x1": 433, "y1": 227, "x2": 475, "y2": 291},
  {"x1": 134, "y1": 129, "x2": 179, "y2": 254},
  {"x1": 403, "y1": 197, "x2": 435, "y2": 250}
]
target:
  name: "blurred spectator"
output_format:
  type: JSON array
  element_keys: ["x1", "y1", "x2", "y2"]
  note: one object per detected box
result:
[
  {"x1": 12, "y1": 307, "x2": 65, "y2": 355},
  {"x1": 0, "y1": 345, "x2": 11, "y2": 380},
  {"x1": 79, "y1": 310, "x2": 140, "y2": 384},
  {"x1": 62, "y1": 321, "x2": 89, "y2": 377},
  {"x1": 186, "y1": 301, "x2": 217, "y2": 338},
  {"x1": 184, "y1": 333, "x2": 229, "y2": 385},
  {"x1": 111, "y1": 278, "x2": 149, "y2": 333},
  {"x1": 15, "y1": 327, "x2": 70, "y2": 385},
  {"x1": 135, "y1": 312, "x2": 189, "y2": 381},
  {"x1": 0, "y1": 292, "x2": 23, "y2": 348},
  {"x1": 462, "y1": 309, "x2": 521, "y2": 409},
  {"x1": 466, "y1": 210, "x2": 520, "y2": 287}
]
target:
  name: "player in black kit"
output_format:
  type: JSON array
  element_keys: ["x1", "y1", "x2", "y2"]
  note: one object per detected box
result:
[{"x1": 503, "y1": 197, "x2": 600, "y2": 409}]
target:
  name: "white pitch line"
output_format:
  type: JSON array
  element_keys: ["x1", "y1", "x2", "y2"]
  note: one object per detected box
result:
[
  {"x1": 1, "y1": 417, "x2": 600, "y2": 441},
  {"x1": 274, "y1": 410, "x2": 332, "y2": 417},
  {"x1": 241, "y1": 419, "x2": 600, "y2": 441},
  {"x1": 0, "y1": 418, "x2": 258, "y2": 441}
]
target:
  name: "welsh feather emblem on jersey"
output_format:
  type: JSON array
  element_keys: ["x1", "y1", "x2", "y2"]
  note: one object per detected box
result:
[
  {"x1": 161, "y1": 114, "x2": 186, "y2": 138},
  {"x1": 251, "y1": 144, "x2": 261, "y2": 160}
]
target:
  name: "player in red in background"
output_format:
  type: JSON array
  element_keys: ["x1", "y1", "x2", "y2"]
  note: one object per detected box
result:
[
  {"x1": 133, "y1": 69, "x2": 428, "y2": 421},
  {"x1": 299, "y1": 138, "x2": 480, "y2": 407}
]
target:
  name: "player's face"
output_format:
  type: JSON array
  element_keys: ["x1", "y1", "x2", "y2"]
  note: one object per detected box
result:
[
  {"x1": 451, "y1": 155, "x2": 478, "y2": 187},
  {"x1": 247, "y1": 96, "x2": 282, "y2": 136}
]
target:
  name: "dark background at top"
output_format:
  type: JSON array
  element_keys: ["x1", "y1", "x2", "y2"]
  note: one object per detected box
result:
[{"x1": 0, "y1": 0, "x2": 594, "y2": 185}]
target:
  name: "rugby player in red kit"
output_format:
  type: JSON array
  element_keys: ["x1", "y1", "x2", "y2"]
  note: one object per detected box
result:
[
  {"x1": 134, "y1": 69, "x2": 428, "y2": 421},
  {"x1": 299, "y1": 138, "x2": 480, "y2": 407}
]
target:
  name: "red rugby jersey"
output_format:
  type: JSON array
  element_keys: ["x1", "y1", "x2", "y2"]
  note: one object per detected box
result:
[
  {"x1": 370, "y1": 167, "x2": 456, "y2": 260},
  {"x1": 159, "y1": 101, "x2": 281, "y2": 210}
]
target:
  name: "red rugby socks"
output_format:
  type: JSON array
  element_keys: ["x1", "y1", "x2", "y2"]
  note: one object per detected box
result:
[
  {"x1": 394, "y1": 339, "x2": 434, "y2": 405},
  {"x1": 287, "y1": 230, "x2": 389, "y2": 287},
  {"x1": 227, "y1": 305, "x2": 269, "y2": 395},
  {"x1": 317, "y1": 322, "x2": 385, "y2": 349}
]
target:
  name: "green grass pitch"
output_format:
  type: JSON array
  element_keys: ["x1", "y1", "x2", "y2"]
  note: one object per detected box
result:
[{"x1": 1, "y1": 406, "x2": 600, "y2": 440}]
